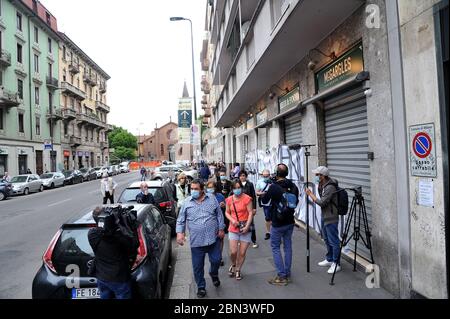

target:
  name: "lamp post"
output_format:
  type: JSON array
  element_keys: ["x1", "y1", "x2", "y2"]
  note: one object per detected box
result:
[{"x1": 170, "y1": 16, "x2": 198, "y2": 123}]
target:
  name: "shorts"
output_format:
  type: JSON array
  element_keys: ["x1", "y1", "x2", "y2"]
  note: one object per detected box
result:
[
  {"x1": 228, "y1": 231, "x2": 253, "y2": 243},
  {"x1": 263, "y1": 206, "x2": 271, "y2": 222}
]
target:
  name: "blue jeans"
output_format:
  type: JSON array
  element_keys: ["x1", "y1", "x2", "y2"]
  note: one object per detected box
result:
[
  {"x1": 270, "y1": 224, "x2": 294, "y2": 279},
  {"x1": 191, "y1": 239, "x2": 222, "y2": 290},
  {"x1": 322, "y1": 221, "x2": 341, "y2": 264},
  {"x1": 97, "y1": 280, "x2": 132, "y2": 299},
  {"x1": 263, "y1": 206, "x2": 271, "y2": 222}
]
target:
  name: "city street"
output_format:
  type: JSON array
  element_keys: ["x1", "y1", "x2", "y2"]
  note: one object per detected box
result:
[{"x1": 0, "y1": 172, "x2": 141, "y2": 299}]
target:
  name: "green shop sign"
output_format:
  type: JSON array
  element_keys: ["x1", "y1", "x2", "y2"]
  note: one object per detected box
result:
[
  {"x1": 279, "y1": 86, "x2": 300, "y2": 112},
  {"x1": 316, "y1": 42, "x2": 364, "y2": 92}
]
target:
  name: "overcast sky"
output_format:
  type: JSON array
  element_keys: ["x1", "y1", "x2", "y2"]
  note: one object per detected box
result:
[{"x1": 43, "y1": 0, "x2": 207, "y2": 137}]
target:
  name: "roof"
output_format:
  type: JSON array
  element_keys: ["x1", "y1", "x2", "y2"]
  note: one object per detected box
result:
[
  {"x1": 65, "y1": 204, "x2": 148, "y2": 225},
  {"x1": 182, "y1": 81, "x2": 190, "y2": 98}
]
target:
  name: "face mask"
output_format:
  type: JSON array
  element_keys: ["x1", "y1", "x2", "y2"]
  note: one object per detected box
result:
[
  {"x1": 314, "y1": 176, "x2": 320, "y2": 184},
  {"x1": 206, "y1": 188, "x2": 215, "y2": 194},
  {"x1": 220, "y1": 176, "x2": 226, "y2": 181},
  {"x1": 191, "y1": 190, "x2": 201, "y2": 199},
  {"x1": 233, "y1": 189, "x2": 242, "y2": 196},
  {"x1": 263, "y1": 177, "x2": 271, "y2": 183}
]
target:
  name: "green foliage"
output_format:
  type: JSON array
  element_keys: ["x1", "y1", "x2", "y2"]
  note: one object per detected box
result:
[
  {"x1": 114, "y1": 146, "x2": 136, "y2": 161},
  {"x1": 109, "y1": 126, "x2": 138, "y2": 149}
]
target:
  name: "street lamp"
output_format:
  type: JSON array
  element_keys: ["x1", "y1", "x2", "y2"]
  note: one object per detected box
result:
[{"x1": 170, "y1": 16, "x2": 198, "y2": 123}]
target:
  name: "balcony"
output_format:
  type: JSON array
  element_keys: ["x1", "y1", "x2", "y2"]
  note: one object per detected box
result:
[
  {"x1": 99, "y1": 83, "x2": 107, "y2": 93},
  {"x1": 46, "y1": 76, "x2": 59, "y2": 91},
  {"x1": 70, "y1": 136, "x2": 82, "y2": 147},
  {"x1": 69, "y1": 61, "x2": 80, "y2": 74},
  {"x1": 202, "y1": 117, "x2": 210, "y2": 126},
  {"x1": 32, "y1": 73, "x2": 43, "y2": 85},
  {"x1": 62, "y1": 108, "x2": 77, "y2": 121},
  {"x1": 201, "y1": 83, "x2": 211, "y2": 94},
  {"x1": 204, "y1": 108, "x2": 212, "y2": 118},
  {"x1": 96, "y1": 101, "x2": 110, "y2": 113},
  {"x1": 0, "y1": 50, "x2": 12, "y2": 68},
  {"x1": 100, "y1": 142, "x2": 109, "y2": 150},
  {"x1": 106, "y1": 124, "x2": 114, "y2": 133},
  {"x1": 46, "y1": 107, "x2": 63, "y2": 121},
  {"x1": 0, "y1": 88, "x2": 20, "y2": 108},
  {"x1": 83, "y1": 73, "x2": 97, "y2": 87},
  {"x1": 61, "y1": 81, "x2": 86, "y2": 101}
]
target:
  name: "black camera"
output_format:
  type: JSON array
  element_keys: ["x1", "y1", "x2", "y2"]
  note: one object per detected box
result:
[
  {"x1": 238, "y1": 221, "x2": 247, "y2": 233},
  {"x1": 96, "y1": 205, "x2": 136, "y2": 233}
]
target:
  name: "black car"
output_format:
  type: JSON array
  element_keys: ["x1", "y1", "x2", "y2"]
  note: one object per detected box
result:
[
  {"x1": 62, "y1": 170, "x2": 83, "y2": 185},
  {"x1": 117, "y1": 181, "x2": 178, "y2": 235},
  {"x1": 32, "y1": 204, "x2": 173, "y2": 299},
  {"x1": 79, "y1": 168, "x2": 97, "y2": 182},
  {"x1": 0, "y1": 179, "x2": 12, "y2": 201}
]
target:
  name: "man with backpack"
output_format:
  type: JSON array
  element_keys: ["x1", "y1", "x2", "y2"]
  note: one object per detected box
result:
[
  {"x1": 305, "y1": 166, "x2": 342, "y2": 274},
  {"x1": 262, "y1": 164, "x2": 299, "y2": 286}
]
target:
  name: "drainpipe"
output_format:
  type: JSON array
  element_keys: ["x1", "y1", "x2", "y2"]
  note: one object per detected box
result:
[
  {"x1": 386, "y1": 0, "x2": 412, "y2": 298},
  {"x1": 27, "y1": 15, "x2": 33, "y2": 141}
]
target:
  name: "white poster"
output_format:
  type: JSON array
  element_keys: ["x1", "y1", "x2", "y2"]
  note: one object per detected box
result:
[{"x1": 417, "y1": 179, "x2": 434, "y2": 208}]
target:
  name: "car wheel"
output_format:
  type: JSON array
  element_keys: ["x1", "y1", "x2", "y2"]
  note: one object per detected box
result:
[
  {"x1": 24, "y1": 188, "x2": 29, "y2": 196},
  {"x1": 51, "y1": 183, "x2": 55, "y2": 189},
  {"x1": 39, "y1": 185, "x2": 44, "y2": 192},
  {"x1": 0, "y1": 192, "x2": 5, "y2": 201}
]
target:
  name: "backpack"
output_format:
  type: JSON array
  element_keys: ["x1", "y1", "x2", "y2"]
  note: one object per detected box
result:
[
  {"x1": 329, "y1": 183, "x2": 349, "y2": 216},
  {"x1": 274, "y1": 184, "x2": 299, "y2": 221}
]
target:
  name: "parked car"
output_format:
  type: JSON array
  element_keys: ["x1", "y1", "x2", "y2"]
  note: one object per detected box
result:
[
  {"x1": 118, "y1": 181, "x2": 177, "y2": 235},
  {"x1": 40, "y1": 172, "x2": 66, "y2": 189},
  {"x1": 119, "y1": 162, "x2": 130, "y2": 173},
  {"x1": 150, "y1": 165, "x2": 198, "y2": 182},
  {"x1": 79, "y1": 168, "x2": 97, "y2": 182},
  {"x1": 113, "y1": 165, "x2": 121, "y2": 174},
  {"x1": 10, "y1": 175, "x2": 44, "y2": 195},
  {"x1": 93, "y1": 167, "x2": 108, "y2": 179},
  {"x1": 107, "y1": 165, "x2": 118, "y2": 176},
  {"x1": 62, "y1": 170, "x2": 83, "y2": 185},
  {"x1": 0, "y1": 179, "x2": 12, "y2": 201},
  {"x1": 32, "y1": 204, "x2": 172, "y2": 299}
]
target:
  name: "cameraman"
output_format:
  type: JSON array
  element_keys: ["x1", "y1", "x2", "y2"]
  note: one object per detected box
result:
[{"x1": 88, "y1": 207, "x2": 135, "y2": 299}]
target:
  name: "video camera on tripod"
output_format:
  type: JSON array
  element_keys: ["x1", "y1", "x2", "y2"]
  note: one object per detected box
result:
[{"x1": 96, "y1": 205, "x2": 138, "y2": 235}]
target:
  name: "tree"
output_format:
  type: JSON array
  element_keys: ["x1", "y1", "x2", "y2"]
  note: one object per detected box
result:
[
  {"x1": 108, "y1": 127, "x2": 138, "y2": 161},
  {"x1": 114, "y1": 146, "x2": 136, "y2": 161}
]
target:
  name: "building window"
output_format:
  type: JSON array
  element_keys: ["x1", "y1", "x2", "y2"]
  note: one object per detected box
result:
[
  {"x1": 18, "y1": 113, "x2": 24, "y2": 133},
  {"x1": 64, "y1": 123, "x2": 68, "y2": 135},
  {"x1": 32, "y1": 0, "x2": 38, "y2": 12},
  {"x1": 34, "y1": 54, "x2": 39, "y2": 73},
  {"x1": 161, "y1": 144, "x2": 164, "y2": 155},
  {"x1": 17, "y1": 43, "x2": 23, "y2": 63},
  {"x1": 63, "y1": 46, "x2": 66, "y2": 60},
  {"x1": 0, "y1": 108, "x2": 3, "y2": 130},
  {"x1": 34, "y1": 26, "x2": 39, "y2": 43},
  {"x1": 49, "y1": 93, "x2": 53, "y2": 108},
  {"x1": 48, "y1": 38, "x2": 52, "y2": 53},
  {"x1": 45, "y1": 12, "x2": 51, "y2": 26},
  {"x1": 36, "y1": 117, "x2": 41, "y2": 136},
  {"x1": 48, "y1": 63, "x2": 52, "y2": 78},
  {"x1": 35, "y1": 87, "x2": 40, "y2": 105},
  {"x1": 18, "y1": 79, "x2": 23, "y2": 99},
  {"x1": 17, "y1": 12, "x2": 22, "y2": 31},
  {"x1": 270, "y1": 0, "x2": 289, "y2": 28}
]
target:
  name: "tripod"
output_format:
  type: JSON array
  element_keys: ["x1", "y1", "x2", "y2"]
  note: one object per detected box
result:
[{"x1": 330, "y1": 187, "x2": 375, "y2": 285}]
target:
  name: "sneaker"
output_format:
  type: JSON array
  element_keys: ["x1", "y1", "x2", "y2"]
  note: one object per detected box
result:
[
  {"x1": 327, "y1": 263, "x2": 342, "y2": 274},
  {"x1": 264, "y1": 233, "x2": 271, "y2": 240},
  {"x1": 318, "y1": 260, "x2": 333, "y2": 267},
  {"x1": 212, "y1": 277, "x2": 221, "y2": 288},
  {"x1": 268, "y1": 276, "x2": 288, "y2": 286},
  {"x1": 197, "y1": 289, "x2": 207, "y2": 298},
  {"x1": 252, "y1": 243, "x2": 259, "y2": 248},
  {"x1": 286, "y1": 276, "x2": 292, "y2": 283}
]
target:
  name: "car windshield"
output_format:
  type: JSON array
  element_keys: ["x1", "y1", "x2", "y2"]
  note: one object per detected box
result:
[
  {"x1": 11, "y1": 176, "x2": 28, "y2": 183},
  {"x1": 79, "y1": 169, "x2": 88, "y2": 173},
  {"x1": 52, "y1": 228, "x2": 94, "y2": 277},
  {"x1": 62, "y1": 171, "x2": 73, "y2": 177},
  {"x1": 40, "y1": 174, "x2": 54, "y2": 179},
  {"x1": 119, "y1": 187, "x2": 167, "y2": 203},
  {"x1": 93, "y1": 167, "x2": 102, "y2": 171}
]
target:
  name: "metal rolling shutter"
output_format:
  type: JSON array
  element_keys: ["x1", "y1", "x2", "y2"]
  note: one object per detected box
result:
[
  {"x1": 324, "y1": 86, "x2": 372, "y2": 260},
  {"x1": 257, "y1": 128, "x2": 268, "y2": 150},
  {"x1": 284, "y1": 112, "x2": 303, "y2": 146},
  {"x1": 248, "y1": 132, "x2": 256, "y2": 152}
]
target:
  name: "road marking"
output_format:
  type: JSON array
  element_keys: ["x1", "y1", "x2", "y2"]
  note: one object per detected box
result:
[{"x1": 48, "y1": 199, "x2": 72, "y2": 207}]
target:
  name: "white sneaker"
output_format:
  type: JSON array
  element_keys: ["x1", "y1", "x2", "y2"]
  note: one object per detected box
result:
[
  {"x1": 318, "y1": 260, "x2": 333, "y2": 267},
  {"x1": 327, "y1": 263, "x2": 342, "y2": 274}
]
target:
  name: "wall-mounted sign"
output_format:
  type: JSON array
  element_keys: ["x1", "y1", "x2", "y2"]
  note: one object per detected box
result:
[
  {"x1": 84, "y1": 152, "x2": 90, "y2": 157},
  {"x1": 178, "y1": 128, "x2": 191, "y2": 145},
  {"x1": 417, "y1": 179, "x2": 434, "y2": 208},
  {"x1": 316, "y1": 42, "x2": 364, "y2": 92},
  {"x1": 77, "y1": 151, "x2": 83, "y2": 157},
  {"x1": 256, "y1": 109, "x2": 268, "y2": 126},
  {"x1": 0, "y1": 147, "x2": 8, "y2": 155},
  {"x1": 247, "y1": 117, "x2": 255, "y2": 130},
  {"x1": 44, "y1": 140, "x2": 53, "y2": 151},
  {"x1": 409, "y1": 123, "x2": 437, "y2": 178},
  {"x1": 279, "y1": 86, "x2": 300, "y2": 112}
]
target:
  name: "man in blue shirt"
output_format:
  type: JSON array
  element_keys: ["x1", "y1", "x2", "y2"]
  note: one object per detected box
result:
[{"x1": 176, "y1": 179, "x2": 226, "y2": 298}]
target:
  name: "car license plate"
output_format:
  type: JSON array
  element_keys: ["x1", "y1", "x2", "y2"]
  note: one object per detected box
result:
[{"x1": 72, "y1": 287, "x2": 101, "y2": 299}]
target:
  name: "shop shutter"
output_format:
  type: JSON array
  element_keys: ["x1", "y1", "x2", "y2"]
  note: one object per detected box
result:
[
  {"x1": 284, "y1": 112, "x2": 303, "y2": 146},
  {"x1": 324, "y1": 86, "x2": 372, "y2": 261}
]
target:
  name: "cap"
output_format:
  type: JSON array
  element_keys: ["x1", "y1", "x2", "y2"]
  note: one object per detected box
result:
[{"x1": 312, "y1": 166, "x2": 330, "y2": 176}]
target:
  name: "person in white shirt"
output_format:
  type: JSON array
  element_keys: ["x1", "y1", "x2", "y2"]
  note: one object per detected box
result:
[
  {"x1": 3, "y1": 172, "x2": 11, "y2": 183},
  {"x1": 101, "y1": 172, "x2": 118, "y2": 204}
]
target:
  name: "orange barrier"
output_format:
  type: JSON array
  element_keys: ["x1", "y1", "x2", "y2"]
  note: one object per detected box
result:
[{"x1": 129, "y1": 161, "x2": 162, "y2": 171}]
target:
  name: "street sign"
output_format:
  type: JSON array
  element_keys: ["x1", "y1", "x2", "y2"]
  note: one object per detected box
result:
[
  {"x1": 178, "y1": 110, "x2": 192, "y2": 128},
  {"x1": 44, "y1": 140, "x2": 53, "y2": 151},
  {"x1": 409, "y1": 123, "x2": 437, "y2": 177},
  {"x1": 279, "y1": 86, "x2": 300, "y2": 112}
]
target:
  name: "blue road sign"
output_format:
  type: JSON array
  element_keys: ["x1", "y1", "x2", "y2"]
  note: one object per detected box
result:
[{"x1": 178, "y1": 110, "x2": 192, "y2": 128}]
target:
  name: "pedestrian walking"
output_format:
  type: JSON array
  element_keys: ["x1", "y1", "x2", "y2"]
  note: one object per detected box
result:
[
  {"x1": 217, "y1": 169, "x2": 232, "y2": 198},
  {"x1": 101, "y1": 172, "x2": 118, "y2": 204},
  {"x1": 199, "y1": 162, "x2": 211, "y2": 183},
  {"x1": 262, "y1": 164, "x2": 299, "y2": 286},
  {"x1": 206, "y1": 180, "x2": 227, "y2": 266},
  {"x1": 176, "y1": 179, "x2": 225, "y2": 298},
  {"x1": 175, "y1": 173, "x2": 191, "y2": 216},
  {"x1": 239, "y1": 170, "x2": 258, "y2": 248},
  {"x1": 231, "y1": 163, "x2": 241, "y2": 179},
  {"x1": 256, "y1": 169, "x2": 272, "y2": 240},
  {"x1": 225, "y1": 180, "x2": 254, "y2": 281},
  {"x1": 2, "y1": 172, "x2": 11, "y2": 182},
  {"x1": 140, "y1": 166, "x2": 146, "y2": 181},
  {"x1": 136, "y1": 182, "x2": 156, "y2": 205},
  {"x1": 305, "y1": 166, "x2": 341, "y2": 274}
]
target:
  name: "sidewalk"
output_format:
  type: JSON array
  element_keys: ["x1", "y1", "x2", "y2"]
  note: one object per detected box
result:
[{"x1": 169, "y1": 210, "x2": 393, "y2": 299}]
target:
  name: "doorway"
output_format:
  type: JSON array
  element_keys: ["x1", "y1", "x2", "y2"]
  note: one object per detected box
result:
[{"x1": 35, "y1": 151, "x2": 43, "y2": 175}]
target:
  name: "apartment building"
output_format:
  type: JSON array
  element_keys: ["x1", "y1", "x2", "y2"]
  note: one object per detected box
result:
[
  {"x1": 0, "y1": 0, "x2": 61, "y2": 177},
  {"x1": 58, "y1": 33, "x2": 111, "y2": 170},
  {"x1": 204, "y1": 0, "x2": 449, "y2": 298}
]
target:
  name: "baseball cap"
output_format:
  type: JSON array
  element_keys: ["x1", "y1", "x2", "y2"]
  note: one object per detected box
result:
[{"x1": 312, "y1": 166, "x2": 330, "y2": 176}]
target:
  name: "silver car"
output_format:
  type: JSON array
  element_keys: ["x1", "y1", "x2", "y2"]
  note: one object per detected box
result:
[
  {"x1": 10, "y1": 174, "x2": 44, "y2": 195},
  {"x1": 40, "y1": 172, "x2": 66, "y2": 189},
  {"x1": 151, "y1": 165, "x2": 198, "y2": 182}
]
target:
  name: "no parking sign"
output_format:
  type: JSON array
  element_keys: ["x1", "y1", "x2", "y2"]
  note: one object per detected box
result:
[{"x1": 409, "y1": 124, "x2": 437, "y2": 177}]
